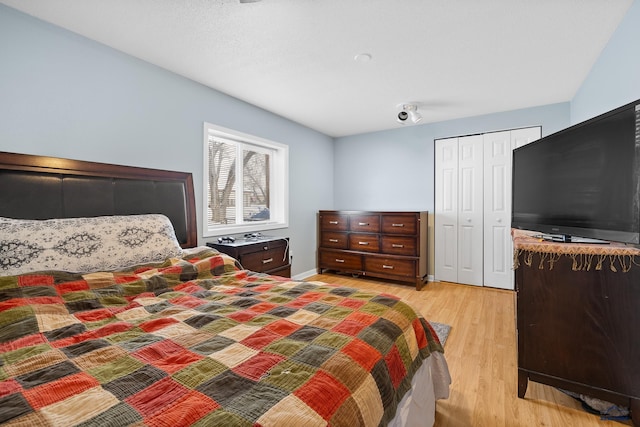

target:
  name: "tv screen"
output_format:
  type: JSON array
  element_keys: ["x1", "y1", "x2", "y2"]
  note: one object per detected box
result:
[{"x1": 512, "y1": 99, "x2": 640, "y2": 244}]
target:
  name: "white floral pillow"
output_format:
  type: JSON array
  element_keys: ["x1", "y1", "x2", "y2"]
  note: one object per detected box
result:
[{"x1": 0, "y1": 214, "x2": 183, "y2": 276}]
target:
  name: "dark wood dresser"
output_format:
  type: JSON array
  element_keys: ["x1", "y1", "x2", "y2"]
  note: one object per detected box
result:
[
  {"x1": 514, "y1": 231, "x2": 640, "y2": 426},
  {"x1": 318, "y1": 210, "x2": 428, "y2": 290},
  {"x1": 207, "y1": 236, "x2": 291, "y2": 277}
]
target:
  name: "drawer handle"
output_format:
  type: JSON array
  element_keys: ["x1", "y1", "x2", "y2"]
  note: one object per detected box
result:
[
  {"x1": 263, "y1": 246, "x2": 269, "y2": 250},
  {"x1": 358, "y1": 241, "x2": 370, "y2": 245},
  {"x1": 262, "y1": 258, "x2": 273, "y2": 264},
  {"x1": 335, "y1": 259, "x2": 345, "y2": 263},
  {"x1": 382, "y1": 264, "x2": 394, "y2": 269},
  {"x1": 392, "y1": 223, "x2": 405, "y2": 227},
  {"x1": 329, "y1": 221, "x2": 339, "y2": 224},
  {"x1": 392, "y1": 244, "x2": 404, "y2": 248},
  {"x1": 329, "y1": 239, "x2": 339, "y2": 243},
  {"x1": 358, "y1": 222, "x2": 369, "y2": 226}
]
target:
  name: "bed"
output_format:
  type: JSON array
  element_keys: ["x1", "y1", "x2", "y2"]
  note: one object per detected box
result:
[{"x1": 0, "y1": 151, "x2": 450, "y2": 426}]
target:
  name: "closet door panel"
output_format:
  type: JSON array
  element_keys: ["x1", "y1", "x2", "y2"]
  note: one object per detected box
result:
[
  {"x1": 459, "y1": 224, "x2": 475, "y2": 268},
  {"x1": 435, "y1": 138, "x2": 458, "y2": 283},
  {"x1": 513, "y1": 126, "x2": 541, "y2": 149},
  {"x1": 440, "y1": 225, "x2": 457, "y2": 274},
  {"x1": 483, "y1": 128, "x2": 540, "y2": 289},
  {"x1": 490, "y1": 225, "x2": 508, "y2": 272},
  {"x1": 457, "y1": 135, "x2": 483, "y2": 286},
  {"x1": 483, "y1": 131, "x2": 513, "y2": 289}
]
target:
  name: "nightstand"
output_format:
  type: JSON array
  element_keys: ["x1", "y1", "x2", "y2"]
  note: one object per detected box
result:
[{"x1": 207, "y1": 236, "x2": 291, "y2": 277}]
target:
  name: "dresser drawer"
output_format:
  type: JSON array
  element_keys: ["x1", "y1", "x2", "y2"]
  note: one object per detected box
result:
[
  {"x1": 321, "y1": 231, "x2": 348, "y2": 249},
  {"x1": 349, "y1": 214, "x2": 380, "y2": 233},
  {"x1": 381, "y1": 214, "x2": 418, "y2": 235},
  {"x1": 319, "y1": 249, "x2": 362, "y2": 271},
  {"x1": 381, "y1": 236, "x2": 417, "y2": 256},
  {"x1": 349, "y1": 233, "x2": 380, "y2": 253},
  {"x1": 364, "y1": 256, "x2": 416, "y2": 278},
  {"x1": 240, "y1": 246, "x2": 288, "y2": 272},
  {"x1": 320, "y1": 213, "x2": 349, "y2": 231}
]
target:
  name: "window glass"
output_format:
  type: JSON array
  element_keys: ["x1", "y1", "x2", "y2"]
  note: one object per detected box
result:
[{"x1": 203, "y1": 123, "x2": 288, "y2": 236}]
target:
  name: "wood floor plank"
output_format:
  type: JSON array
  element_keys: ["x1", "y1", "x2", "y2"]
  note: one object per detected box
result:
[{"x1": 303, "y1": 273, "x2": 632, "y2": 427}]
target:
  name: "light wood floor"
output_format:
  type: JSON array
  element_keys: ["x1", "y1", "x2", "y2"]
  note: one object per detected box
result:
[{"x1": 304, "y1": 273, "x2": 632, "y2": 427}]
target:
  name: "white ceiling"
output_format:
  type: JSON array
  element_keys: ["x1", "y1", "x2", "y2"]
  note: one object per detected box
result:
[{"x1": 1, "y1": 0, "x2": 633, "y2": 137}]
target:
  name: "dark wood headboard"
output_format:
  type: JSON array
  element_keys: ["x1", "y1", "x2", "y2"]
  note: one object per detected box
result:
[{"x1": 0, "y1": 152, "x2": 197, "y2": 248}]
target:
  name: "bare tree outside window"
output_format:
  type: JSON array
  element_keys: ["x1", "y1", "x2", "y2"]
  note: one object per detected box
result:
[
  {"x1": 207, "y1": 137, "x2": 270, "y2": 226},
  {"x1": 243, "y1": 148, "x2": 270, "y2": 221}
]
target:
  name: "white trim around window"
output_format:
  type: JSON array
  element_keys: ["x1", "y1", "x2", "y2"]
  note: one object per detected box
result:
[{"x1": 202, "y1": 122, "x2": 289, "y2": 237}]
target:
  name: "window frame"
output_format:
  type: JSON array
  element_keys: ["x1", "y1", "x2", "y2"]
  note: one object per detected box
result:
[{"x1": 202, "y1": 122, "x2": 289, "y2": 237}]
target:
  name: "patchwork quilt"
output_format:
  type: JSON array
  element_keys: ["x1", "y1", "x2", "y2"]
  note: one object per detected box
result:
[{"x1": 0, "y1": 248, "x2": 444, "y2": 427}]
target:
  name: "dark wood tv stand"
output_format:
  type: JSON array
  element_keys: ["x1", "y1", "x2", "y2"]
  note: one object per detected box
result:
[{"x1": 514, "y1": 232, "x2": 640, "y2": 426}]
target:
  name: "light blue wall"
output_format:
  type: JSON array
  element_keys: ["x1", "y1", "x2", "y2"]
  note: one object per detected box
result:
[
  {"x1": 0, "y1": 5, "x2": 334, "y2": 277},
  {"x1": 571, "y1": 0, "x2": 640, "y2": 123},
  {"x1": 334, "y1": 103, "x2": 569, "y2": 211}
]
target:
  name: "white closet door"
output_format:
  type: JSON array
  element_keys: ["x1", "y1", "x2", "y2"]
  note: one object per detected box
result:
[
  {"x1": 483, "y1": 131, "x2": 513, "y2": 289},
  {"x1": 434, "y1": 137, "x2": 459, "y2": 283},
  {"x1": 483, "y1": 127, "x2": 541, "y2": 289},
  {"x1": 435, "y1": 127, "x2": 540, "y2": 289},
  {"x1": 513, "y1": 126, "x2": 541, "y2": 149},
  {"x1": 457, "y1": 135, "x2": 484, "y2": 286}
]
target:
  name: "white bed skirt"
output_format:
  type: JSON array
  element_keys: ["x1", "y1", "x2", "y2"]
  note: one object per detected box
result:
[{"x1": 388, "y1": 351, "x2": 451, "y2": 427}]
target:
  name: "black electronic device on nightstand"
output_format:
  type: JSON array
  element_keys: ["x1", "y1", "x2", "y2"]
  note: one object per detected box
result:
[{"x1": 207, "y1": 236, "x2": 291, "y2": 277}]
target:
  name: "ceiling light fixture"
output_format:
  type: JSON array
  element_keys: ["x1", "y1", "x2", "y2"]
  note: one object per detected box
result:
[
  {"x1": 239, "y1": 0, "x2": 262, "y2": 3},
  {"x1": 396, "y1": 103, "x2": 423, "y2": 124}
]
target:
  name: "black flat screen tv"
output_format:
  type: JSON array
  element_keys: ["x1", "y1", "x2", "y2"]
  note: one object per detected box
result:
[{"x1": 512, "y1": 99, "x2": 640, "y2": 245}]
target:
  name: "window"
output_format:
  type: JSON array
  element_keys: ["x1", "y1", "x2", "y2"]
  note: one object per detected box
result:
[{"x1": 203, "y1": 123, "x2": 288, "y2": 236}]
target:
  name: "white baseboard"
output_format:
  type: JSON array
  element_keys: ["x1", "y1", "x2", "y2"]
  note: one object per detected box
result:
[{"x1": 293, "y1": 269, "x2": 319, "y2": 281}]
